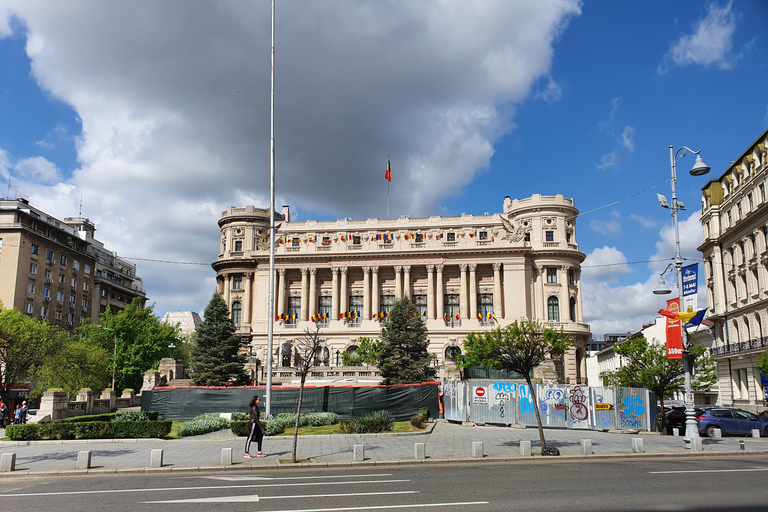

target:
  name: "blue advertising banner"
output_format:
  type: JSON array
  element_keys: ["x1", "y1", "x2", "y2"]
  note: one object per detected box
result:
[{"x1": 682, "y1": 263, "x2": 697, "y2": 296}]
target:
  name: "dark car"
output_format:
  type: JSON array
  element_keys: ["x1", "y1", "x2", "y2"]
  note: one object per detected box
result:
[
  {"x1": 697, "y1": 407, "x2": 768, "y2": 437},
  {"x1": 664, "y1": 406, "x2": 704, "y2": 434}
]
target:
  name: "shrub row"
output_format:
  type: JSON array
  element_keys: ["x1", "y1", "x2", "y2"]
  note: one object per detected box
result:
[
  {"x1": 176, "y1": 413, "x2": 230, "y2": 437},
  {"x1": 6, "y1": 420, "x2": 172, "y2": 440},
  {"x1": 340, "y1": 410, "x2": 393, "y2": 434},
  {"x1": 40, "y1": 411, "x2": 160, "y2": 424},
  {"x1": 230, "y1": 412, "x2": 339, "y2": 437}
]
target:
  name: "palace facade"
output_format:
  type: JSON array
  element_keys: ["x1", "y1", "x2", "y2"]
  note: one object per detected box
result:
[
  {"x1": 213, "y1": 194, "x2": 591, "y2": 383},
  {"x1": 699, "y1": 129, "x2": 768, "y2": 408}
]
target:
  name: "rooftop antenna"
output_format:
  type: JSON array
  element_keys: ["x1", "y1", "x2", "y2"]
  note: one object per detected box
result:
[
  {"x1": 79, "y1": 193, "x2": 83, "y2": 217},
  {"x1": 6, "y1": 175, "x2": 11, "y2": 199}
]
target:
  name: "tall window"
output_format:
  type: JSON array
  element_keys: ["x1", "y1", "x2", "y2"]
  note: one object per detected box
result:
[
  {"x1": 73, "y1": 260, "x2": 80, "y2": 272},
  {"x1": 43, "y1": 287, "x2": 50, "y2": 298},
  {"x1": 413, "y1": 295, "x2": 427, "y2": 319},
  {"x1": 545, "y1": 231, "x2": 554, "y2": 242},
  {"x1": 547, "y1": 268, "x2": 557, "y2": 283},
  {"x1": 60, "y1": 255, "x2": 67, "y2": 265},
  {"x1": 31, "y1": 243, "x2": 39, "y2": 255},
  {"x1": 447, "y1": 232, "x2": 456, "y2": 242},
  {"x1": 231, "y1": 301, "x2": 242, "y2": 326},
  {"x1": 318, "y1": 296, "x2": 332, "y2": 324},
  {"x1": 232, "y1": 275, "x2": 243, "y2": 290},
  {"x1": 444, "y1": 294, "x2": 460, "y2": 322},
  {"x1": 27, "y1": 283, "x2": 35, "y2": 294},
  {"x1": 281, "y1": 341, "x2": 293, "y2": 367},
  {"x1": 379, "y1": 295, "x2": 395, "y2": 319},
  {"x1": 234, "y1": 240, "x2": 243, "y2": 252},
  {"x1": 46, "y1": 249, "x2": 54, "y2": 260},
  {"x1": 349, "y1": 295, "x2": 363, "y2": 324},
  {"x1": 29, "y1": 263, "x2": 37, "y2": 274},
  {"x1": 548, "y1": 296, "x2": 560, "y2": 322},
  {"x1": 288, "y1": 297, "x2": 300, "y2": 325},
  {"x1": 0, "y1": 238, "x2": 3, "y2": 253},
  {"x1": 477, "y1": 293, "x2": 493, "y2": 322},
  {"x1": 570, "y1": 297, "x2": 577, "y2": 321},
  {"x1": 568, "y1": 269, "x2": 575, "y2": 285}
]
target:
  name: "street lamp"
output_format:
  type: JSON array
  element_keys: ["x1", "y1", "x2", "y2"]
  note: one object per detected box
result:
[
  {"x1": 656, "y1": 145, "x2": 710, "y2": 447},
  {"x1": 168, "y1": 342, "x2": 176, "y2": 360}
]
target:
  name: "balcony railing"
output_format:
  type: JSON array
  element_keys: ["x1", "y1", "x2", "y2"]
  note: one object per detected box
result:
[{"x1": 711, "y1": 337, "x2": 768, "y2": 358}]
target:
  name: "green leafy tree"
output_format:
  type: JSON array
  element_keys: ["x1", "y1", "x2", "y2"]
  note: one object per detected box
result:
[
  {"x1": 36, "y1": 341, "x2": 111, "y2": 399},
  {"x1": 759, "y1": 353, "x2": 768, "y2": 379},
  {"x1": 0, "y1": 304, "x2": 66, "y2": 409},
  {"x1": 341, "y1": 336, "x2": 382, "y2": 366},
  {"x1": 461, "y1": 320, "x2": 571, "y2": 452},
  {"x1": 602, "y1": 337, "x2": 716, "y2": 432},
  {"x1": 189, "y1": 293, "x2": 248, "y2": 386},
  {"x1": 378, "y1": 297, "x2": 436, "y2": 385},
  {"x1": 76, "y1": 298, "x2": 180, "y2": 391}
]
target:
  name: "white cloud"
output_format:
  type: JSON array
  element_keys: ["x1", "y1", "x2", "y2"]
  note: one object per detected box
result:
[
  {"x1": 596, "y1": 150, "x2": 619, "y2": 170},
  {"x1": 582, "y1": 246, "x2": 632, "y2": 283},
  {"x1": 658, "y1": 1, "x2": 737, "y2": 74},
  {"x1": 535, "y1": 76, "x2": 563, "y2": 104},
  {"x1": 14, "y1": 156, "x2": 61, "y2": 183},
  {"x1": 621, "y1": 126, "x2": 635, "y2": 153},
  {"x1": 0, "y1": 1, "x2": 583, "y2": 315},
  {"x1": 589, "y1": 210, "x2": 622, "y2": 236},
  {"x1": 630, "y1": 214, "x2": 657, "y2": 229}
]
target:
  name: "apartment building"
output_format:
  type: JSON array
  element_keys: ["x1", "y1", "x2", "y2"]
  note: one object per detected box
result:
[{"x1": 213, "y1": 194, "x2": 591, "y2": 383}]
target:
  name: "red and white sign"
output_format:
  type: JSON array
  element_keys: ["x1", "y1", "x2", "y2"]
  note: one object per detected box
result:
[
  {"x1": 665, "y1": 298, "x2": 683, "y2": 359},
  {"x1": 473, "y1": 386, "x2": 488, "y2": 405}
]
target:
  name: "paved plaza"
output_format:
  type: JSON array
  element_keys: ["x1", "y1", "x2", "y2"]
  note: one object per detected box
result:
[{"x1": 1, "y1": 421, "x2": 766, "y2": 477}]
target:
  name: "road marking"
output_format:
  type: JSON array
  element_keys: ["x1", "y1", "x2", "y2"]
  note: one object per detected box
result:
[
  {"x1": 233, "y1": 502, "x2": 490, "y2": 512},
  {"x1": 143, "y1": 490, "x2": 419, "y2": 504},
  {"x1": 199, "y1": 473, "x2": 393, "y2": 482},
  {"x1": 0, "y1": 479, "x2": 410, "y2": 498},
  {"x1": 650, "y1": 468, "x2": 768, "y2": 474}
]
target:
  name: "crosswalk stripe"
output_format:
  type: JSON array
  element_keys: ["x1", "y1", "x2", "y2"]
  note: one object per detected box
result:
[
  {"x1": 251, "y1": 502, "x2": 490, "y2": 511},
  {"x1": 199, "y1": 473, "x2": 393, "y2": 482},
  {"x1": 143, "y1": 490, "x2": 419, "y2": 504}
]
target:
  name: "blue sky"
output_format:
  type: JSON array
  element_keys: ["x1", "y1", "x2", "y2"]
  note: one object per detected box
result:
[{"x1": 1, "y1": 1, "x2": 766, "y2": 337}]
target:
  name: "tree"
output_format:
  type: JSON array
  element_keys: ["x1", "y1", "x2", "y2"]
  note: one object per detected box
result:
[
  {"x1": 378, "y1": 296, "x2": 436, "y2": 385},
  {"x1": 36, "y1": 341, "x2": 111, "y2": 399},
  {"x1": 0, "y1": 304, "x2": 66, "y2": 408},
  {"x1": 76, "y1": 298, "x2": 180, "y2": 391},
  {"x1": 602, "y1": 337, "x2": 716, "y2": 432},
  {"x1": 189, "y1": 293, "x2": 248, "y2": 386},
  {"x1": 759, "y1": 353, "x2": 768, "y2": 379},
  {"x1": 461, "y1": 320, "x2": 571, "y2": 453},
  {"x1": 290, "y1": 325, "x2": 325, "y2": 463},
  {"x1": 341, "y1": 336, "x2": 382, "y2": 366}
]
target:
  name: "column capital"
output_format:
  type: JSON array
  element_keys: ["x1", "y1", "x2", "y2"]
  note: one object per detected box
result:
[
  {"x1": 459, "y1": 263, "x2": 468, "y2": 272},
  {"x1": 301, "y1": 268, "x2": 308, "y2": 276},
  {"x1": 493, "y1": 263, "x2": 502, "y2": 271},
  {"x1": 394, "y1": 265, "x2": 402, "y2": 272},
  {"x1": 278, "y1": 268, "x2": 286, "y2": 276},
  {"x1": 340, "y1": 267, "x2": 348, "y2": 275},
  {"x1": 427, "y1": 264, "x2": 435, "y2": 272},
  {"x1": 363, "y1": 266, "x2": 371, "y2": 274},
  {"x1": 244, "y1": 271, "x2": 253, "y2": 278},
  {"x1": 436, "y1": 264, "x2": 444, "y2": 273},
  {"x1": 403, "y1": 265, "x2": 411, "y2": 273},
  {"x1": 469, "y1": 263, "x2": 477, "y2": 272},
  {"x1": 310, "y1": 268, "x2": 317, "y2": 276},
  {"x1": 371, "y1": 266, "x2": 379, "y2": 274},
  {"x1": 332, "y1": 267, "x2": 339, "y2": 275}
]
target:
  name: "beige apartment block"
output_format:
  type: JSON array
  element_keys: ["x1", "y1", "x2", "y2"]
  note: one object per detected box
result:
[
  {"x1": 0, "y1": 198, "x2": 146, "y2": 332},
  {"x1": 213, "y1": 194, "x2": 591, "y2": 384},
  {"x1": 699, "y1": 129, "x2": 768, "y2": 409}
]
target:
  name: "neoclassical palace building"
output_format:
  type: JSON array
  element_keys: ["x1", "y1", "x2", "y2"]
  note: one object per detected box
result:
[
  {"x1": 699, "y1": 129, "x2": 768, "y2": 408},
  {"x1": 212, "y1": 194, "x2": 591, "y2": 383}
]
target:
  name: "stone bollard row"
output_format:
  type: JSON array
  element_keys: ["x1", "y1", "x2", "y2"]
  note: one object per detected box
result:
[
  {"x1": 752, "y1": 429, "x2": 760, "y2": 438},
  {"x1": 150, "y1": 449, "x2": 164, "y2": 468},
  {"x1": 691, "y1": 437, "x2": 703, "y2": 452},
  {"x1": 414, "y1": 442, "x2": 425, "y2": 460},
  {"x1": 0, "y1": 453, "x2": 16, "y2": 472},
  {"x1": 77, "y1": 451, "x2": 92, "y2": 470},
  {"x1": 221, "y1": 447, "x2": 233, "y2": 466},
  {"x1": 519, "y1": 440, "x2": 531, "y2": 457},
  {"x1": 353, "y1": 444, "x2": 365, "y2": 461},
  {"x1": 580, "y1": 439, "x2": 592, "y2": 455},
  {"x1": 472, "y1": 441, "x2": 483, "y2": 458},
  {"x1": 631, "y1": 438, "x2": 644, "y2": 453}
]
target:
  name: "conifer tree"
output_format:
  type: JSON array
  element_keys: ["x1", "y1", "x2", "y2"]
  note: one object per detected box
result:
[
  {"x1": 189, "y1": 293, "x2": 249, "y2": 386},
  {"x1": 378, "y1": 296, "x2": 436, "y2": 385}
]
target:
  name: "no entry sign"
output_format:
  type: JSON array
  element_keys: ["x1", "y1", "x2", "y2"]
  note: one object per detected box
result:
[{"x1": 473, "y1": 386, "x2": 488, "y2": 405}]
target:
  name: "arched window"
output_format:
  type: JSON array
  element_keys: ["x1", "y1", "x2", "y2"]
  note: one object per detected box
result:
[
  {"x1": 569, "y1": 297, "x2": 577, "y2": 321},
  {"x1": 445, "y1": 345, "x2": 462, "y2": 360},
  {"x1": 281, "y1": 341, "x2": 293, "y2": 367},
  {"x1": 548, "y1": 296, "x2": 560, "y2": 322},
  {"x1": 231, "y1": 301, "x2": 242, "y2": 326}
]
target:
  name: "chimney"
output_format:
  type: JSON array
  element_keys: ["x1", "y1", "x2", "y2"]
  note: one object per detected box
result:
[{"x1": 280, "y1": 205, "x2": 291, "y2": 222}]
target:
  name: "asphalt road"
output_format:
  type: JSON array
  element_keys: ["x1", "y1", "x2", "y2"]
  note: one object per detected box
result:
[{"x1": 0, "y1": 455, "x2": 766, "y2": 511}]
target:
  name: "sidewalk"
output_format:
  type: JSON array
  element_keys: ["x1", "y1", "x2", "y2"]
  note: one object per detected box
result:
[{"x1": 1, "y1": 421, "x2": 766, "y2": 477}]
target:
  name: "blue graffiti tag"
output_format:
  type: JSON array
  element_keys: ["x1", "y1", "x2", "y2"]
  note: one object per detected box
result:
[
  {"x1": 622, "y1": 392, "x2": 645, "y2": 416},
  {"x1": 492, "y1": 381, "x2": 516, "y2": 393},
  {"x1": 519, "y1": 384, "x2": 535, "y2": 415}
]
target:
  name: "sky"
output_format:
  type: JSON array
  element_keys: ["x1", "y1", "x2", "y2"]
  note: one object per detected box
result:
[{"x1": 1, "y1": 0, "x2": 766, "y2": 338}]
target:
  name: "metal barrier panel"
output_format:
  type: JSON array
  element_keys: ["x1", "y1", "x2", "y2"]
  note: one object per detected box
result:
[
  {"x1": 617, "y1": 387, "x2": 650, "y2": 430},
  {"x1": 589, "y1": 386, "x2": 617, "y2": 431},
  {"x1": 516, "y1": 383, "x2": 538, "y2": 426},
  {"x1": 536, "y1": 385, "x2": 566, "y2": 427},
  {"x1": 465, "y1": 379, "x2": 519, "y2": 425},
  {"x1": 565, "y1": 385, "x2": 591, "y2": 429},
  {"x1": 442, "y1": 379, "x2": 467, "y2": 423}
]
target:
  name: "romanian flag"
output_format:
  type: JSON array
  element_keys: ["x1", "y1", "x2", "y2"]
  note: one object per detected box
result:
[
  {"x1": 477, "y1": 314, "x2": 482, "y2": 320},
  {"x1": 443, "y1": 313, "x2": 448, "y2": 321},
  {"x1": 455, "y1": 313, "x2": 460, "y2": 320},
  {"x1": 385, "y1": 158, "x2": 392, "y2": 182},
  {"x1": 275, "y1": 315, "x2": 280, "y2": 321}
]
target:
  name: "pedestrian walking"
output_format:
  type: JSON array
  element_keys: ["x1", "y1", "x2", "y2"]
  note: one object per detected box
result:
[
  {"x1": 0, "y1": 402, "x2": 5, "y2": 426},
  {"x1": 13, "y1": 404, "x2": 22, "y2": 424},
  {"x1": 20, "y1": 401, "x2": 28, "y2": 424},
  {"x1": 244, "y1": 395, "x2": 266, "y2": 458}
]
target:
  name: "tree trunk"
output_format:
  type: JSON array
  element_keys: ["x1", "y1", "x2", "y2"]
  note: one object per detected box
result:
[
  {"x1": 526, "y1": 376, "x2": 547, "y2": 451},
  {"x1": 292, "y1": 375, "x2": 306, "y2": 463}
]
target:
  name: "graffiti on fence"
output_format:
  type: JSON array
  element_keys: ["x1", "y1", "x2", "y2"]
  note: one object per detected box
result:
[
  {"x1": 519, "y1": 384, "x2": 535, "y2": 416},
  {"x1": 591, "y1": 393, "x2": 611, "y2": 427},
  {"x1": 619, "y1": 389, "x2": 646, "y2": 429},
  {"x1": 568, "y1": 386, "x2": 589, "y2": 422},
  {"x1": 539, "y1": 388, "x2": 565, "y2": 417}
]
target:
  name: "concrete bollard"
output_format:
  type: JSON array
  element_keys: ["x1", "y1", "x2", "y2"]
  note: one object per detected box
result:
[
  {"x1": 353, "y1": 444, "x2": 364, "y2": 461},
  {"x1": 0, "y1": 453, "x2": 16, "y2": 472},
  {"x1": 752, "y1": 429, "x2": 760, "y2": 438},
  {"x1": 580, "y1": 439, "x2": 592, "y2": 455},
  {"x1": 691, "y1": 437, "x2": 703, "y2": 452},
  {"x1": 520, "y1": 440, "x2": 531, "y2": 457},
  {"x1": 712, "y1": 429, "x2": 722, "y2": 438},
  {"x1": 631, "y1": 438, "x2": 644, "y2": 453},
  {"x1": 221, "y1": 447, "x2": 233, "y2": 466},
  {"x1": 77, "y1": 451, "x2": 92, "y2": 470},
  {"x1": 414, "y1": 442, "x2": 426, "y2": 460},
  {"x1": 150, "y1": 449, "x2": 164, "y2": 468},
  {"x1": 672, "y1": 428, "x2": 679, "y2": 437},
  {"x1": 472, "y1": 441, "x2": 483, "y2": 458}
]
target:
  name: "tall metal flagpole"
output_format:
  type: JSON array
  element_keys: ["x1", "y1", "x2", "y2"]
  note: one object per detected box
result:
[
  {"x1": 265, "y1": 0, "x2": 276, "y2": 418},
  {"x1": 387, "y1": 153, "x2": 390, "y2": 219}
]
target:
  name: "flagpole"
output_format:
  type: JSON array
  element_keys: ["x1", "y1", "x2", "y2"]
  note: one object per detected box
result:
[
  {"x1": 265, "y1": 0, "x2": 275, "y2": 419},
  {"x1": 387, "y1": 152, "x2": 390, "y2": 219}
]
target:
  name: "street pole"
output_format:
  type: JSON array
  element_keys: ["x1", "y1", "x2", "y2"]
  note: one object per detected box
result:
[
  {"x1": 112, "y1": 332, "x2": 117, "y2": 391},
  {"x1": 265, "y1": 0, "x2": 276, "y2": 418}
]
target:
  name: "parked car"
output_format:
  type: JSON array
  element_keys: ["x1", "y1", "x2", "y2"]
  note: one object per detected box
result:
[
  {"x1": 664, "y1": 406, "x2": 704, "y2": 434},
  {"x1": 696, "y1": 407, "x2": 768, "y2": 437}
]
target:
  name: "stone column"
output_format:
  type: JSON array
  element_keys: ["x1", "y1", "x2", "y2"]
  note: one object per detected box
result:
[
  {"x1": 426, "y1": 265, "x2": 435, "y2": 319},
  {"x1": 216, "y1": 276, "x2": 223, "y2": 295},
  {"x1": 535, "y1": 266, "x2": 545, "y2": 321},
  {"x1": 340, "y1": 267, "x2": 348, "y2": 316},
  {"x1": 560, "y1": 266, "x2": 570, "y2": 322},
  {"x1": 363, "y1": 267, "x2": 371, "y2": 320},
  {"x1": 300, "y1": 268, "x2": 308, "y2": 321},
  {"x1": 403, "y1": 265, "x2": 411, "y2": 299},
  {"x1": 223, "y1": 274, "x2": 231, "y2": 305},
  {"x1": 394, "y1": 265, "x2": 402, "y2": 299},
  {"x1": 575, "y1": 268, "x2": 583, "y2": 323},
  {"x1": 309, "y1": 268, "x2": 317, "y2": 319},
  {"x1": 243, "y1": 272, "x2": 253, "y2": 324},
  {"x1": 277, "y1": 269, "x2": 286, "y2": 317},
  {"x1": 459, "y1": 264, "x2": 469, "y2": 320},
  {"x1": 331, "y1": 268, "x2": 339, "y2": 320},
  {"x1": 372, "y1": 266, "x2": 380, "y2": 316},
  {"x1": 436, "y1": 264, "x2": 444, "y2": 320},
  {"x1": 469, "y1": 263, "x2": 478, "y2": 320},
  {"x1": 493, "y1": 263, "x2": 503, "y2": 319}
]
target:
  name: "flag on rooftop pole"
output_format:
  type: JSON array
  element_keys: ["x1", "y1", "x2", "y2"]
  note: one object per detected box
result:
[{"x1": 385, "y1": 155, "x2": 391, "y2": 219}]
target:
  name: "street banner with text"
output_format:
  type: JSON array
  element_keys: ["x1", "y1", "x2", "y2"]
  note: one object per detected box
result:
[{"x1": 665, "y1": 297, "x2": 683, "y2": 359}]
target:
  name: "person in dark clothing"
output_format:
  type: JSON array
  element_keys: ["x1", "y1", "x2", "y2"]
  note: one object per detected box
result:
[
  {"x1": 244, "y1": 395, "x2": 266, "y2": 458},
  {"x1": 20, "y1": 401, "x2": 28, "y2": 424}
]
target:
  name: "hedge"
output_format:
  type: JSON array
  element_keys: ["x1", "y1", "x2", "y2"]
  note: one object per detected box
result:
[
  {"x1": 6, "y1": 420, "x2": 172, "y2": 440},
  {"x1": 39, "y1": 411, "x2": 160, "y2": 424}
]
